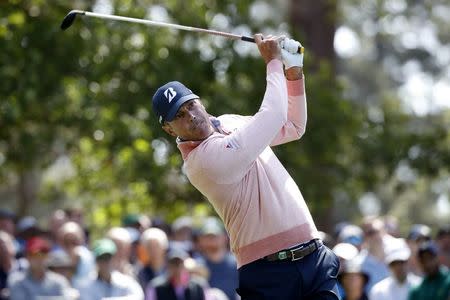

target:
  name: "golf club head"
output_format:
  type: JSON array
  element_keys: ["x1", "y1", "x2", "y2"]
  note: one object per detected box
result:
[{"x1": 60, "y1": 10, "x2": 85, "y2": 30}]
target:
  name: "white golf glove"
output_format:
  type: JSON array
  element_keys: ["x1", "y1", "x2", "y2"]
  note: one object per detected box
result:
[{"x1": 280, "y1": 38, "x2": 303, "y2": 69}]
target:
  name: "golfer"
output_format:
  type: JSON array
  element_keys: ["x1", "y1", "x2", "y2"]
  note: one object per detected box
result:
[{"x1": 152, "y1": 34, "x2": 340, "y2": 299}]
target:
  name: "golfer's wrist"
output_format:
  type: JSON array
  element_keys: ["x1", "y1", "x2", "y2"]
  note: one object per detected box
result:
[{"x1": 285, "y1": 67, "x2": 303, "y2": 80}]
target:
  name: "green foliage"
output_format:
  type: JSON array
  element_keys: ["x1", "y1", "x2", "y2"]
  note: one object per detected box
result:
[
  {"x1": 1, "y1": 0, "x2": 449, "y2": 231},
  {"x1": 337, "y1": 0, "x2": 450, "y2": 225}
]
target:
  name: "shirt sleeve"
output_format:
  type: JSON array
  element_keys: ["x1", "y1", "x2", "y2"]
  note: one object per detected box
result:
[
  {"x1": 58, "y1": 276, "x2": 73, "y2": 298},
  {"x1": 144, "y1": 287, "x2": 156, "y2": 300},
  {"x1": 8, "y1": 281, "x2": 26, "y2": 300},
  {"x1": 368, "y1": 285, "x2": 381, "y2": 300},
  {"x1": 201, "y1": 59, "x2": 288, "y2": 184},
  {"x1": 270, "y1": 78, "x2": 307, "y2": 146},
  {"x1": 125, "y1": 276, "x2": 145, "y2": 300}
]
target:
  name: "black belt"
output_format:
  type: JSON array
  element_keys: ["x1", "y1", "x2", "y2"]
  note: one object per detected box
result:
[{"x1": 262, "y1": 239, "x2": 322, "y2": 262}]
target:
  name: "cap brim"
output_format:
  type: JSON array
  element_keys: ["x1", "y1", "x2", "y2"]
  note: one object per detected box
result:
[
  {"x1": 95, "y1": 251, "x2": 114, "y2": 259},
  {"x1": 200, "y1": 229, "x2": 222, "y2": 236},
  {"x1": 164, "y1": 94, "x2": 199, "y2": 122},
  {"x1": 386, "y1": 252, "x2": 410, "y2": 264}
]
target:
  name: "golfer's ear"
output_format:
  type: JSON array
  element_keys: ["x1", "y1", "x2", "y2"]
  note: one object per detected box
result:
[{"x1": 162, "y1": 122, "x2": 177, "y2": 137}]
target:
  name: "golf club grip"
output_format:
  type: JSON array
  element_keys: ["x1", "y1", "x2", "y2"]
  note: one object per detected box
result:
[
  {"x1": 241, "y1": 36, "x2": 256, "y2": 43},
  {"x1": 241, "y1": 36, "x2": 304, "y2": 54}
]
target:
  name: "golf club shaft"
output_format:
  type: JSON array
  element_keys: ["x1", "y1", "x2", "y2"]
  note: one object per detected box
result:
[
  {"x1": 63, "y1": 10, "x2": 304, "y2": 54},
  {"x1": 84, "y1": 11, "x2": 252, "y2": 41}
]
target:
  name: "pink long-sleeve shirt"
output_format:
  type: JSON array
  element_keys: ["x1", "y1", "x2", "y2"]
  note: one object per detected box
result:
[{"x1": 177, "y1": 59, "x2": 319, "y2": 267}]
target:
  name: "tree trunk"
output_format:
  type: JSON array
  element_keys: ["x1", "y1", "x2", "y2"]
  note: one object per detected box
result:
[
  {"x1": 17, "y1": 168, "x2": 39, "y2": 217},
  {"x1": 290, "y1": 0, "x2": 338, "y2": 232},
  {"x1": 289, "y1": 0, "x2": 337, "y2": 70}
]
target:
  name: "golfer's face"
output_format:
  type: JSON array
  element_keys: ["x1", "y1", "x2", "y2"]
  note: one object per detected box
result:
[{"x1": 168, "y1": 99, "x2": 213, "y2": 141}]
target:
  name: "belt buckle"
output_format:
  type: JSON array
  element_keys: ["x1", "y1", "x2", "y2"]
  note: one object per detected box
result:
[{"x1": 290, "y1": 247, "x2": 304, "y2": 261}]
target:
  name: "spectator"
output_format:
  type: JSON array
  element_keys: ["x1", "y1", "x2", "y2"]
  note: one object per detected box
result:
[
  {"x1": 408, "y1": 241, "x2": 450, "y2": 300},
  {"x1": 171, "y1": 216, "x2": 194, "y2": 254},
  {"x1": 65, "y1": 206, "x2": 90, "y2": 247},
  {"x1": 337, "y1": 224, "x2": 364, "y2": 250},
  {"x1": 137, "y1": 228, "x2": 168, "y2": 289},
  {"x1": 57, "y1": 221, "x2": 95, "y2": 286},
  {"x1": 47, "y1": 249, "x2": 76, "y2": 283},
  {"x1": 172, "y1": 216, "x2": 193, "y2": 242},
  {"x1": 15, "y1": 216, "x2": 43, "y2": 258},
  {"x1": 47, "y1": 249, "x2": 80, "y2": 299},
  {"x1": 407, "y1": 225, "x2": 431, "y2": 243},
  {"x1": 184, "y1": 257, "x2": 210, "y2": 286},
  {"x1": 383, "y1": 215, "x2": 400, "y2": 238},
  {"x1": 359, "y1": 217, "x2": 392, "y2": 290},
  {"x1": 334, "y1": 222, "x2": 351, "y2": 240},
  {"x1": 185, "y1": 257, "x2": 230, "y2": 300},
  {"x1": 406, "y1": 224, "x2": 432, "y2": 276},
  {"x1": 106, "y1": 227, "x2": 135, "y2": 277},
  {"x1": 48, "y1": 210, "x2": 67, "y2": 248},
  {"x1": 145, "y1": 248, "x2": 206, "y2": 300},
  {"x1": 123, "y1": 214, "x2": 151, "y2": 234},
  {"x1": 150, "y1": 217, "x2": 172, "y2": 236},
  {"x1": 333, "y1": 242, "x2": 360, "y2": 298},
  {"x1": 8, "y1": 236, "x2": 72, "y2": 299},
  {"x1": 0, "y1": 210, "x2": 16, "y2": 236},
  {"x1": 76, "y1": 238, "x2": 144, "y2": 300},
  {"x1": 369, "y1": 238, "x2": 421, "y2": 300},
  {"x1": 338, "y1": 259, "x2": 370, "y2": 300},
  {"x1": 0, "y1": 231, "x2": 20, "y2": 300},
  {"x1": 195, "y1": 218, "x2": 238, "y2": 300},
  {"x1": 333, "y1": 243, "x2": 359, "y2": 269},
  {"x1": 125, "y1": 227, "x2": 141, "y2": 265},
  {"x1": 435, "y1": 224, "x2": 450, "y2": 268}
]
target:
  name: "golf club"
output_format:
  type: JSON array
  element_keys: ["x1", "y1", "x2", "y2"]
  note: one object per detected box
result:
[{"x1": 61, "y1": 10, "x2": 304, "y2": 54}]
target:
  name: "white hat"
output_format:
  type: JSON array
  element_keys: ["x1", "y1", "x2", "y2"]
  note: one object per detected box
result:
[
  {"x1": 332, "y1": 243, "x2": 359, "y2": 261},
  {"x1": 385, "y1": 238, "x2": 411, "y2": 265},
  {"x1": 172, "y1": 216, "x2": 193, "y2": 232}
]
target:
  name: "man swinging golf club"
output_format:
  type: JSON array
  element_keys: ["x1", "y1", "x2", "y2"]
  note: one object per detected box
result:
[{"x1": 152, "y1": 34, "x2": 340, "y2": 299}]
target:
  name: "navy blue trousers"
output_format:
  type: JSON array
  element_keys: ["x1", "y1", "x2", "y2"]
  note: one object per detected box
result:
[{"x1": 237, "y1": 243, "x2": 340, "y2": 300}]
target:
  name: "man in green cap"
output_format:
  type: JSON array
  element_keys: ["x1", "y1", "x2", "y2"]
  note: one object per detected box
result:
[{"x1": 76, "y1": 238, "x2": 144, "y2": 300}]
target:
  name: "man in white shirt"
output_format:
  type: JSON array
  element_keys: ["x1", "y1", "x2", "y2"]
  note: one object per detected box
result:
[
  {"x1": 76, "y1": 239, "x2": 144, "y2": 300},
  {"x1": 369, "y1": 238, "x2": 421, "y2": 300}
]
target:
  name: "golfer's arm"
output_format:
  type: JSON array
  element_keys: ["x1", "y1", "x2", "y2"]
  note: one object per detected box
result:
[
  {"x1": 228, "y1": 59, "x2": 288, "y2": 154},
  {"x1": 270, "y1": 76, "x2": 307, "y2": 146},
  {"x1": 202, "y1": 59, "x2": 288, "y2": 183}
]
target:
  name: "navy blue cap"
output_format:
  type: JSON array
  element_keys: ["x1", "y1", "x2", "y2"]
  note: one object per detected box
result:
[
  {"x1": 408, "y1": 224, "x2": 432, "y2": 241},
  {"x1": 152, "y1": 81, "x2": 199, "y2": 124},
  {"x1": 418, "y1": 241, "x2": 439, "y2": 257}
]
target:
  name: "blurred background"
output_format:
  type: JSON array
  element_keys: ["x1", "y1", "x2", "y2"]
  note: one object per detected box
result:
[{"x1": 1, "y1": 0, "x2": 449, "y2": 235}]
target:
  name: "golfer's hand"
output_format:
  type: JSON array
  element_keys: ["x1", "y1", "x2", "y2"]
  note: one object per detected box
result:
[
  {"x1": 280, "y1": 38, "x2": 303, "y2": 69},
  {"x1": 280, "y1": 37, "x2": 303, "y2": 80},
  {"x1": 255, "y1": 34, "x2": 282, "y2": 64}
]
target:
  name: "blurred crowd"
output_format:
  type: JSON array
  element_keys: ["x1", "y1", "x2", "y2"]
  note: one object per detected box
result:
[
  {"x1": 0, "y1": 208, "x2": 449, "y2": 300},
  {"x1": 327, "y1": 217, "x2": 449, "y2": 300}
]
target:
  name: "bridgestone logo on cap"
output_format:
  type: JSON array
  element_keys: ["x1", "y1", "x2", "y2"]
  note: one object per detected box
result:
[{"x1": 164, "y1": 87, "x2": 177, "y2": 103}]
